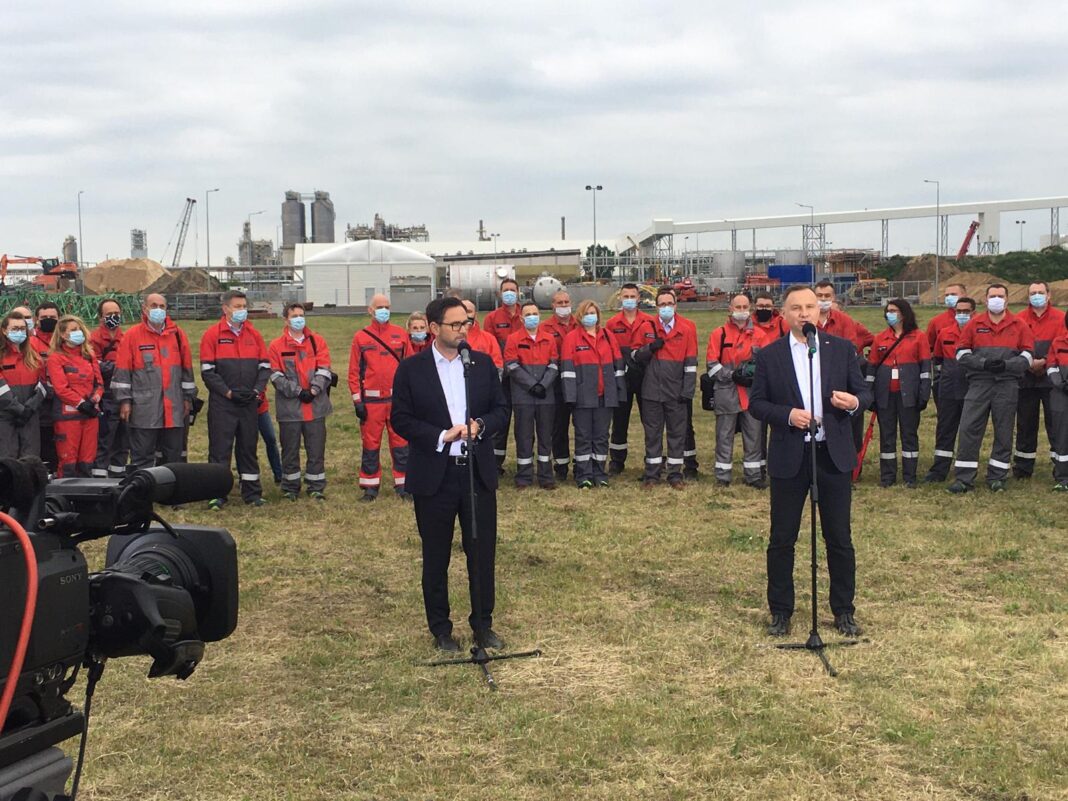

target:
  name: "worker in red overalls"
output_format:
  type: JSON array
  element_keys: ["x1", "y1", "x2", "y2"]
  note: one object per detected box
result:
[{"x1": 47, "y1": 315, "x2": 103, "y2": 477}]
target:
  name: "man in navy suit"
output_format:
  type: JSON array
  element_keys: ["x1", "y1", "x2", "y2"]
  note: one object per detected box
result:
[
  {"x1": 749, "y1": 285, "x2": 873, "y2": 638},
  {"x1": 391, "y1": 297, "x2": 510, "y2": 653}
]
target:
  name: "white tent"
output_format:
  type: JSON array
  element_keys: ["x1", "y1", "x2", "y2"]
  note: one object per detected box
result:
[{"x1": 303, "y1": 240, "x2": 436, "y2": 310}]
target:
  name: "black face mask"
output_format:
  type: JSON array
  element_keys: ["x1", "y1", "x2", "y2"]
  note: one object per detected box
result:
[
  {"x1": 38, "y1": 317, "x2": 58, "y2": 334},
  {"x1": 754, "y1": 308, "x2": 774, "y2": 323},
  {"x1": 104, "y1": 314, "x2": 121, "y2": 330}
]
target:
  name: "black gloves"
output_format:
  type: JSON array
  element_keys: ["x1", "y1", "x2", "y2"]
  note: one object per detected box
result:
[
  {"x1": 731, "y1": 372, "x2": 753, "y2": 387},
  {"x1": 917, "y1": 399, "x2": 928, "y2": 412},
  {"x1": 230, "y1": 388, "x2": 257, "y2": 406},
  {"x1": 529, "y1": 383, "x2": 547, "y2": 399},
  {"x1": 16, "y1": 406, "x2": 35, "y2": 426},
  {"x1": 77, "y1": 400, "x2": 97, "y2": 417},
  {"x1": 985, "y1": 358, "x2": 1006, "y2": 374},
  {"x1": 354, "y1": 401, "x2": 368, "y2": 421},
  {"x1": 649, "y1": 337, "x2": 666, "y2": 353},
  {"x1": 299, "y1": 389, "x2": 315, "y2": 403}
]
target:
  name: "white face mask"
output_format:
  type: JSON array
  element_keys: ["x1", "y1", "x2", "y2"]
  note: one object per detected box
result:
[
  {"x1": 986, "y1": 296, "x2": 1007, "y2": 314},
  {"x1": 818, "y1": 300, "x2": 833, "y2": 313},
  {"x1": 554, "y1": 306, "x2": 572, "y2": 318},
  {"x1": 731, "y1": 311, "x2": 750, "y2": 324}
]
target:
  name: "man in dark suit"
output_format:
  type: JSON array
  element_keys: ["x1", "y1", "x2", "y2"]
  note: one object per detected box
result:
[
  {"x1": 749, "y1": 285, "x2": 873, "y2": 638},
  {"x1": 391, "y1": 297, "x2": 510, "y2": 653}
]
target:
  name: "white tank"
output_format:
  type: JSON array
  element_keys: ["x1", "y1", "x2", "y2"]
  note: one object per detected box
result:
[
  {"x1": 711, "y1": 251, "x2": 746, "y2": 280},
  {"x1": 777, "y1": 250, "x2": 806, "y2": 265},
  {"x1": 448, "y1": 264, "x2": 516, "y2": 310},
  {"x1": 532, "y1": 274, "x2": 564, "y2": 309}
]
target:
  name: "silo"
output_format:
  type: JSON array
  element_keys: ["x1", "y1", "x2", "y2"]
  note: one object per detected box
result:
[
  {"x1": 711, "y1": 251, "x2": 746, "y2": 281},
  {"x1": 310, "y1": 191, "x2": 335, "y2": 243},
  {"x1": 282, "y1": 191, "x2": 306, "y2": 247},
  {"x1": 62, "y1": 235, "x2": 78, "y2": 264}
]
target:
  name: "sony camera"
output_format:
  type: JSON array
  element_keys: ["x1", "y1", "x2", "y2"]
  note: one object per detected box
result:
[{"x1": 0, "y1": 457, "x2": 240, "y2": 800}]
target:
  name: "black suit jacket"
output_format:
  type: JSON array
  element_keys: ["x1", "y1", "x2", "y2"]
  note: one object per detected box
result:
[
  {"x1": 748, "y1": 332, "x2": 872, "y2": 478},
  {"x1": 391, "y1": 346, "x2": 509, "y2": 496}
]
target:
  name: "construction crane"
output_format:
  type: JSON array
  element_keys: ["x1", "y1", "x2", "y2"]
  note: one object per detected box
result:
[
  {"x1": 956, "y1": 221, "x2": 980, "y2": 260},
  {"x1": 0, "y1": 254, "x2": 79, "y2": 292},
  {"x1": 160, "y1": 198, "x2": 197, "y2": 267}
]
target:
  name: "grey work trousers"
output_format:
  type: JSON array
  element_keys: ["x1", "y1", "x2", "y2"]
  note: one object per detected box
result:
[
  {"x1": 208, "y1": 400, "x2": 263, "y2": 503},
  {"x1": 93, "y1": 401, "x2": 129, "y2": 478},
  {"x1": 1050, "y1": 389, "x2": 1068, "y2": 482},
  {"x1": 641, "y1": 398, "x2": 687, "y2": 481},
  {"x1": 954, "y1": 380, "x2": 1018, "y2": 486},
  {"x1": 572, "y1": 405, "x2": 612, "y2": 485},
  {"x1": 927, "y1": 397, "x2": 964, "y2": 481},
  {"x1": 876, "y1": 394, "x2": 922, "y2": 485},
  {"x1": 0, "y1": 416, "x2": 39, "y2": 459},
  {"x1": 128, "y1": 426, "x2": 185, "y2": 470},
  {"x1": 512, "y1": 404, "x2": 555, "y2": 486},
  {"x1": 279, "y1": 417, "x2": 327, "y2": 494},
  {"x1": 713, "y1": 410, "x2": 763, "y2": 485}
]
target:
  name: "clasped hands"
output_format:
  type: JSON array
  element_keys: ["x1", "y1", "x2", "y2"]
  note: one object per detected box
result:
[
  {"x1": 442, "y1": 419, "x2": 482, "y2": 442},
  {"x1": 788, "y1": 391, "x2": 859, "y2": 430}
]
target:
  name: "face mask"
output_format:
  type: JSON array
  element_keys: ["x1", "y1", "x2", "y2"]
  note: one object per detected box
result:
[
  {"x1": 523, "y1": 314, "x2": 540, "y2": 330},
  {"x1": 817, "y1": 300, "x2": 833, "y2": 313},
  {"x1": 38, "y1": 317, "x2": 58, "y2": 334},
  {"x1": 103, "y1": 314, "x2": 121, "y2": 329},
  {"x1": 67, "y1": 329, "x2": 86, "y2": 346},
  {"x1": 944, "y1": 294, "x2": 959, "y2": 308},
  {"x1": 621, "y1": 298, "x2": 638, "y2": 311},
  {"x1": 410, "y1": 331, "x2": 428, "y2": 342},
  {"x1": 987, "y1": 297, "x2": 1006, "y2": 314},
  {"x1": 886, "y1": 312, "x2": 900, "y2": 327},
  {"x1": 501, "y1": 290, "x2": 517, "y2": 306},
  {"x1": 754, "y1": 308, "x2": 774, "y2": 323},
  {"x1": 1030, "y1": 293, "x2": 1048, "y2": 308},
  {"x1": 581, "y1": 313, "x2": 598, "y2": 328},
  {"x1": 731, "y1": 311, "x2": 750, "y2": 324},
  {"x1": 554, "y1": 306, "x2": 571, "y2": 319},
  {"x1": 658, "y1": 305, "x2": 675, "y2": 322},
  {"x1": 289, "y1": 316, "x2": 306, "y2": 332},
  {"x1": 230, "y1": 308, "x2": 248, "y2": 324},
  {"x1": 955, "y1": 313, "x2": 972, "y2": 326},
  {"x1": 373, "y1": 308, "x2": 391, "y2": 324},
  {"x1": 148, "y1": 308, "x2": 167, "y2": 326},
  {"x1": 7, "y1": 330, "x2": 27, "y2": 345}
]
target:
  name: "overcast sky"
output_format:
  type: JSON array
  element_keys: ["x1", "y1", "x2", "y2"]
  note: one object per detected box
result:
[{"x1": 3, "y1": 0, "x2": 1066, "y2": 265}]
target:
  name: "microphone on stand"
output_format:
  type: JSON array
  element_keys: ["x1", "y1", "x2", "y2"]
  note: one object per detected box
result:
[
  {"x1": 801, "y1": 322, "x2": 818, "y2": 355},
  {"x1": 458, "y1": 340, "x2": 473, "y2": 369}
]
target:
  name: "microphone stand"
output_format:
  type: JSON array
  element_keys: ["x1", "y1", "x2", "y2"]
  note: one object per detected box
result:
[
  {"x1": 428, "y1": 345, "x2": 541, "y2": 689},
  {"x1": 775, "y1": 330, "x2": 861, "y2": 677}
]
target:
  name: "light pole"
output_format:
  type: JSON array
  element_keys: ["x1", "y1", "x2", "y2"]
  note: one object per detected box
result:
[
  {"x1": 796, "y1": 203, "x2": 814, "y2": 269},
  {"x1": 205, "y1": 188, "x2": 219, "y2": 269},
  {"x1": 491, "y1": 233, "x2": 500, "y2": 256},
  {"x1": 684, "y1": 236, "x2": 690, "y2": 272},
  {"x1": 585, "y1": 184, "x2": 602, "y2": 276},
  {"x1": 1015, "y1": 220, "x2": 1026, "y2": 251},
  {"x1": 924, "y1": 179, "x2": 940, "y2": 295},
  {"x1": 77, "y1": 190, "x2": 85, "y2": 268},
  {"x1": 247, "y1": 210, "x2": 265, "y2": 266}
]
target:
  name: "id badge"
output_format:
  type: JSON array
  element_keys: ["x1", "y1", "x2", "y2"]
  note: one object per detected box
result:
[{"x1": 891, "y1": 367, "x2": 900, "y2": 380}]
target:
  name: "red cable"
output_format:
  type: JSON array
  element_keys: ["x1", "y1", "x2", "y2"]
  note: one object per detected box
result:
[{"x1": 0, "y1": 511, "x2": 37, "y2": 730}]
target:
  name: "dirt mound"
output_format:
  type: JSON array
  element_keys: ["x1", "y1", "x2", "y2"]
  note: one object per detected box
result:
[
  {"x1": 83, "y1": 258, "x2": 169, "y2": 294},
  {"x1": 919, "y1": 270, "x2": 1068, "y2": 307},
  {"x1": 146, "y1": 267, "x2": 221, "y2": 294}
]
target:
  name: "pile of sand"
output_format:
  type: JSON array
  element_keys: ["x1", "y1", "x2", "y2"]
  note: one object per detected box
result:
[
  {"x1": 83, "y1": 258, "x2": 168, "y2": 294},
  {"x1": 920, "y1": 270, "x2": 1068, "y2": 306},
  {"x1": 146, "y1": 267, "x2": 221, "y2": 294}
]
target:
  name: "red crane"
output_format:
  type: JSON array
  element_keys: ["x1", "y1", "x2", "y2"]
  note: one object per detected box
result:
[{"x1": 956, "y1": 221, "x2": 980, "y2": 260}]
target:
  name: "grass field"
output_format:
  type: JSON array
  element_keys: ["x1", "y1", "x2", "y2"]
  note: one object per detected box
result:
[{"x1": 71, "y1": 306, "x2": 1068, "y2": 800}]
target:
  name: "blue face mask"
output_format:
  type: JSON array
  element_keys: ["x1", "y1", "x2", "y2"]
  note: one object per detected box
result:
[
  {"x1": 410, "y1": 331, "x2": 427, "y2": 342},
  {"x1": 1030, "y1": 293, "x2": 1048, "y2": 308},
  {"x1": 955, "y1": 313, "x2": 971, "y2": 327},
  {"x1": 230, "y1": 308, "x2": 248, "y2": 324},
  {"x1": 501, "y1": 290, "x2": 518, "y2": 306},
  {"x1": 373, "y1": 308, "x2": 391, "y2": 324},
  {"x1": 659, "y1": 305, "x2": 675, "y2": 322},
  {"x1": 67, "y1": 329, "x2": 86, "y2": 346},
  {"x1": 289, "y1": 316, "x2": 306, "y2": 332},
  {"x1": 148, "y1": 308, "x2": 167, "y2": 326},
  {"x1": 7, "y1": 330, "x2": 27, "y2": 345},
  {"x1": 523, "y1": 314, "x2": 540, "y2": 331},
  {"x1": 944, "y1": 294, "x2": 959, "y2": 308},
  {"x1": 886, "y1": 312, "x2": 900, "y2": 327},
  {"x1": 621, "y1": 298, "x2": 638, "y2": 311},
  {"x1": 581, "y1": 313, "x2": 598, "y2": 328}
]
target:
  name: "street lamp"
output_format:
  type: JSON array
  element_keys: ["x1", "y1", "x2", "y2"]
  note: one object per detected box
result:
[
  {"x1": 491, "y1": 232, "x2": 500, "y2": 256},
  {"x1": 205, "y1": 188, "x2": 219, "y2": 269},
  {"x1": 585, "y1": 184, "x2": 602, "y2": 276},
  {"x1": 1015, "y1": 220, "x2": 1026, "y2": 251},
  {"x1": 247, "y1": 210, "x2": 265, "y2": 266},
  {"x1": 77, "y1": 190, "x2": 85, "y2": 269},
  {"x1": 924, "y1": 179, "x2": 940, "y2": 294}
]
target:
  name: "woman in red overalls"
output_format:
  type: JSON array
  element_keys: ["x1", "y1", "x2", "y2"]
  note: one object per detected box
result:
[
  {"x1": 47, "y1": 315, "x2": 103, "y2": 477},
  {"x1": 0, "y1": 311, "x2": 48, "y2": 458}
]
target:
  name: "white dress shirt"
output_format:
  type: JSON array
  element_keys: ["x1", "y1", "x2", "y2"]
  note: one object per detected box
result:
[
  {"x1": 432, "y1": 341, "x2": 468, "y2": 455},
  {"x1": 790, "y1": 334, "x2": 825, "y2": 442}
]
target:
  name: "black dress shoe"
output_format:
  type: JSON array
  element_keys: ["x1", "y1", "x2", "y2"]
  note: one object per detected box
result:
[
  {"x1": 434, "y1": 633, "x2": 461, "y2": 653},
  {"x1": 767, "y1": 614, "x2": 791, "y2": 637},
  {"x1": 474, "y1": 628, "x2": 504, "y2": 649},
  {"x1": 833, "y1": 613, "x2": 863, "y2": 637}
]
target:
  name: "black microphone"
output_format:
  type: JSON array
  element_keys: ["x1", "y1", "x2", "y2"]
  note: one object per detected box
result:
[
  {"x1": 122, "y1": 463, "x2": 235, "y2": 509},
  {"x1": 801, "y1": 322, "x2": 818, "y2": 354},
  {"x1": 458, "y1": 340, "x2": 473, "y2": 368}
]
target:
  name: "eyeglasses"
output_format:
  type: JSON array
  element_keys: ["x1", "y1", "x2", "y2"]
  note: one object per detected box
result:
[{"x1": 441, "y1": 319, "x2": 475, "y2": 332}]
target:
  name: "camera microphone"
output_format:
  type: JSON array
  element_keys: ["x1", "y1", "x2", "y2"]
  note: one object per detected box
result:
[
  {"x1": 802, "y1": 322, "x2": 818, "y2": 354},
  {"x1": 122, "y1": 463, "x2": 235, "y2": 509}
]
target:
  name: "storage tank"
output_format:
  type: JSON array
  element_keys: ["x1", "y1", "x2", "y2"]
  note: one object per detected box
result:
[
  {"x1": 711, "y1": 251, "x2": 746, "y2": 281},
  {"x1": 532, "y1": 274, "x2": 564, "y2": 309},
  {"x1": 776, "y1": 250, "x2": 805, "y2": 265},
  {"x1": 310, "y1": 191, "x2": 335, "y2": 244},
  {"x1": 281, "y1": 191, "x2": 306, "y2": 247},
  {"x1": 448, "y1": 264, "x2": 517, "y2": 310}
]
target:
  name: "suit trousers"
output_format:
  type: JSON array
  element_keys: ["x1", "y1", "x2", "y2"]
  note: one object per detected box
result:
[
  {"x1": 876, "y1": 393, "x2": 921, "y2": 485},
  {"x1": 512, "y1": 404, "x2": 554, "y2": 486},
  {"x1": 413, "y1": 462, "x2": 497, "y2": 637},
  {"x1": 279, "y1": 417, "x2": 327, "y2": 494},
  {"x1": 1014, "y1": 387, "x2": 1054, "y2": 476},
  {"x1": 767, "y1": 441, "x2": 856, "y2": 617},
  {"x1": 927, "y1": 397, "x2": 963, "y2": 480}
]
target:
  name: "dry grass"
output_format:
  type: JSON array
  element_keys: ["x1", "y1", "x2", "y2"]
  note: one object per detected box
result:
[{"x1": 71, "y1": 309, "x2": 1068, "y2": 800}]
